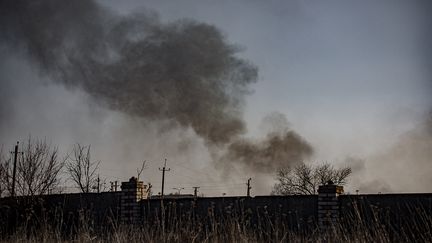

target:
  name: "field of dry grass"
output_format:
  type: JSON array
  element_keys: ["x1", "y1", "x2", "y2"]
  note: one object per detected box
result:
[{"x1": 0, "y1": 199, "x2": 431, "y2": 242}]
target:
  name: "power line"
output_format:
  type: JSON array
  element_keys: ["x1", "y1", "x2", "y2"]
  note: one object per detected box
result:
[
  {"x1": 99, "y1": 172, "x2": 123, "y2": 181},
  {"x1": 172, "y1": 187, "x2": 184, "y2": 194},
  {"x1": 168, "y1": 161, "x2": 215, "y2": 179},
  {"x1": 199, "y1": 184, "x2": 245, "y2": 188}
]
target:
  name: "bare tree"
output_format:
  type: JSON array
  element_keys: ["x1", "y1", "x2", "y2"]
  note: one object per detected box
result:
[
  {"x1": 0, "y1": 147, "x2": 6, "y2": 197},
  {"x1": 272, "y1": 162, "x2": 351, "y2": 195},
  {"x1": 0, "y1": 138, "x2": 65, "y2": 196},
  {"x1": 136, "y1": 160, "x2": 147, "y2": 181},
  {"x1": 66, "y1": 144, "x2": 100, "y2": 193},
  {"x1": 314, "y1": 163, "x2": 352, "y2": 185},
  {"x1": 0, "y1": 149, "x2": 12, "y2": 197}
]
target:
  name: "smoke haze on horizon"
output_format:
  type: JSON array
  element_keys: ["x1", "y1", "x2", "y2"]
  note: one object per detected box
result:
[{"x1": 0, "y1": 0, "x2": 431, "y2": 195}]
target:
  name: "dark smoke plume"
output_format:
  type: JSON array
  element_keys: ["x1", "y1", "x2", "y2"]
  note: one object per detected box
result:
[
  {"x1": 0, "y1": 0, "x2": 313, "y2": 172},
  {"x1": 222, "y1": 113, "x2": 313, "y2": 173},
  {"x1": 224, "y1": 131, "x2": 313, "y2": 173},
  {"x1": 0, "y1": 0, "x2": 257, "y2": 145}
]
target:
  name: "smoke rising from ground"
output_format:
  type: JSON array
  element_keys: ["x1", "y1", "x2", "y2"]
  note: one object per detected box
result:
[
  {"x1": 343, "y1": 114, "x2": 432, "y2": 193},
  {"x1": 0, "y1": 0, "x2": 312, "y2": 176},
  {"x1": 370, "y1": 115, "x2": 432, "y2": 192}
]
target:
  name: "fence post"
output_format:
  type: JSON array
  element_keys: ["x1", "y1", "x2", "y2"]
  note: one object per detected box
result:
[
  {"x1": 317, "y1": 181, "x2": 343, "y2": 230},
  {"x1": 120, "y1": 177, "x2": 147, "y2": 224}
]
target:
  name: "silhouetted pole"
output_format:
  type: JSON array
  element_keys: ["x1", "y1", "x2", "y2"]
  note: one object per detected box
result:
[
  {"x1": 172, "y1": 187, "x2": 184, "y2": 194},
  {"x1": 96, "y1": 175, "x2": 100, "y2": 193},
  {"x1": 193, "y1": 186, "x2": 200, "y2": 197},
  {"x1": 110, "y1": 181, "x2": 119, "y2": 192},
  {"x1": 246, "y1": 178, "x2": 252, "y2": 197},
  {"x1": 148, "y1": 183, "x2": 152, "y2": 197},
  {"x1": 159, "y1": 159, "x2": 170, "y2": 198},
  {"x1": 11, "y1": 142, "x2": 19, "y2": 197}
]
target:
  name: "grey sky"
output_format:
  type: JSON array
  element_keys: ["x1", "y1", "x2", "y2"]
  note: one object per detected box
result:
[
  {"x1": 100, "y1": 0, "x2": 431, "y2": 158},
  {"x1": 1, "y1": 0, "x2": 431, "y2": 195}
]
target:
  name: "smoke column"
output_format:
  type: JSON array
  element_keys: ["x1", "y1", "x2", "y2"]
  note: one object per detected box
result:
[{"x1": 0, "y1": 0, "x2": 313, "y2": 174}]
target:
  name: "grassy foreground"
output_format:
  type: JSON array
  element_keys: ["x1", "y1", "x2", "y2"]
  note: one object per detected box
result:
[{"x1": 0, "y1": 200, "x2": 431, "y2": 242}]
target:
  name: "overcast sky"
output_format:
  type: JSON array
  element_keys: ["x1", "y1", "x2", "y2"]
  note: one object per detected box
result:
[
  {"x1": 1, "y1": 0, "x2": 431, "y2": 195},
  {"x1": 100, "y1": 0, "x2": 431, "y2": 153}
]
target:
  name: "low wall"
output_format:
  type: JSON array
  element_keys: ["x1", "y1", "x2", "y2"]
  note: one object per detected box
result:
[
  {"x1": 1, "y1": 191, "x2": 431, "y2": 237},
  {"x1": 339, "y1": 194, "x2": 432, "y2": 233},
  {"x1": 141, "y1": 195, "x2": 317, "y2": 231},
  {"x1": 0, "y1": 192, "x2": 121, "y2": 235}
]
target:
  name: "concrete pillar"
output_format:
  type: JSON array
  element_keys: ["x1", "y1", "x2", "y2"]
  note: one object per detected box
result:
[
  {"x1": 317, "y1": 181, "x2": 343, "y2": 230},
  {"x1": 120, "y1": 177, "x2": 148, "y2": 224}
]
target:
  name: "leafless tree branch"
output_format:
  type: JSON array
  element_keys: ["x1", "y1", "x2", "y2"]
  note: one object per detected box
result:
[
  {"x1": 272, "y1": 162, "x2": 352, "y2": 195},
  {"x1": 66, "y1": 144, "x2": 100, "y2": 193},
  {"x1": 0, "y1": 138, "x2": 65, "y2": 197},
  {"x1": 136, "y1": 160, "x2": 147, "y2": 181}
]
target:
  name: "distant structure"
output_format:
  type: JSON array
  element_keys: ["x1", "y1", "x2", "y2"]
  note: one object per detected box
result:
[{"x1": 120, "y1": 177, "x2": 148, "y2": 223}]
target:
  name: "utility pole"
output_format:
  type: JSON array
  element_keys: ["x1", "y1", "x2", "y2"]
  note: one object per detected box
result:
[
  {"x1": 147, "y1": 183, "x2": 152, "y2": 198},
  {"x1": 193, "y1": 186, "x2": 200, "y2": 198},
  {"x1": 110, "y1": 181, "x2": 119, "y2": 192},
  {"x1": 246, "y1": 178, "x2": 252, "y2": 197},
  {"x1": 96, "y1": 175, "x2": 100, "y2": 193},
  {"x1": 11, "y1": 141, "x2": 21, "y2": 197},
  {"x1": 158, "y1": 159, "x2": 170, "y2": 198},
  {"x1": 172, "y1": 187, "x2": 184, "y2": 195}
]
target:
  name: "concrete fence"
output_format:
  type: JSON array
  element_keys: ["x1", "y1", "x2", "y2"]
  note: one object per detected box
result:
[
  {"x1": 120, "y1": 177, "x2": 148, "y2": 224},
  {"x1": 0, "y1": 177, "x2": 431, "y2": 236}
]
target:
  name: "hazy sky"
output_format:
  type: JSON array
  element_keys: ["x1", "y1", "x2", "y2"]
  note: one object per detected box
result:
[
  {"x1": 1, "y1": 0, "x2": 431, "y2": 195},
  {"x1": 100, "y1": 0, "x2": 432, "y2": 156}
]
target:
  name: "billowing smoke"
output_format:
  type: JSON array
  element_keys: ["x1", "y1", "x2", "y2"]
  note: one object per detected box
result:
[
  {"x1": 0, "y1": 0, "x2": 257, "y2": 145},
  {"x1": 0, "y1": 0, "x2": 312, "y2": 174},
  {"x1": 221, "y1": 112, "x2": 313, "y2": 173}
]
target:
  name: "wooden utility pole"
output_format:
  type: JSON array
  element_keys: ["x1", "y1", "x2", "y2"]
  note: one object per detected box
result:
[
  {"x1": 172, "y1": 187, "x2": 184, "y2": 195},
  {"x1": 11, "y1": 141, "x2": 21, "y2": 197},
  {"x1": 193, "y1": 186, "x2": 200, "y2": 197},
  {"x1": 246, "y1": 178, "x2": 252, "y2": 197},
  {"x1": 158, "y1": 159, "x2": 170, "y2": 198},
  {"x1": 110, "y1": 181, "x2": 119, "y2": 192},
  {"x1": 147, "y1": 183, "x2": 153, "y2": 198},
  {"x1": 96, "y1": 175, "x2": 100, "y2": 193}
]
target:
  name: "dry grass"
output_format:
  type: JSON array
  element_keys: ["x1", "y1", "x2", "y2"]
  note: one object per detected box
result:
[{"x1": 0, "y1": 200, "x2": 431, "y2": 242}]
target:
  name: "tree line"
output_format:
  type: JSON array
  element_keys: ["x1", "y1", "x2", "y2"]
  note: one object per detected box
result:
[
  {"x1": 0, "y1": 137, "x2": 352, "y2": 197},
  {"x1": 0, "y1": 138, "x2": 100, "y2": 197}
]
